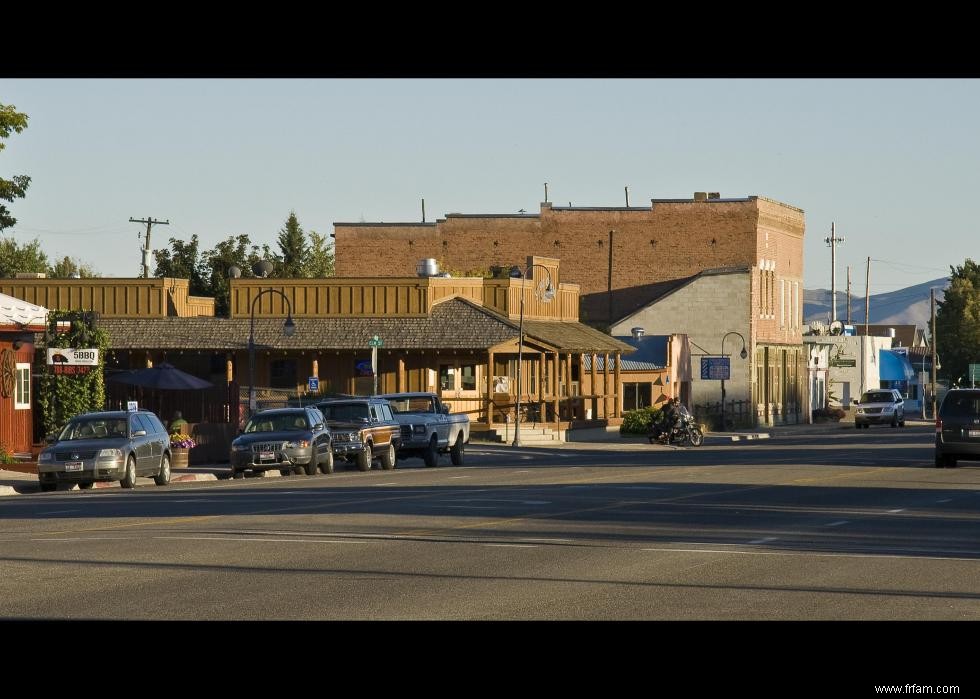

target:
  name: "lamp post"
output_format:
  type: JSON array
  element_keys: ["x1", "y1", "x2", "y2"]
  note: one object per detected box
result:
[
  {"x1": 510, "y1": 263, "x2": 556, "y2": 447},
  {"x1": 720, "y1": 331, "x2": 748, "y2": 430},
  {"x1": 248, "y1": 289, "x2": 296, "y2": 416}
]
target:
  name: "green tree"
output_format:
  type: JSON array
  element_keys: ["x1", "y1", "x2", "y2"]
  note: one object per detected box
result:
[
  {"x1": 935, "y1": 258, "x2": 980, "y2": 386},
  {"x1": 304, "y1": 230, "x2": 335, "y2": 277},
  {"x1": 277, "y1": 212, "x2": 307, "y2": 278},
  {"x1": 48, "y1": 256, "x2": 99, "y2": 278},
  {"x1": 0, "y1": 236, "x2": 48, "y2": 277},
  {"x1": 153, "y1": 235, "x2": 208, "y2": 295},
  {"x1": 202, "y1": 234, "x2": 254, "y2": 316},
  {"x1": 0, "y1": 103, "x2": 30, "y2": 233}
]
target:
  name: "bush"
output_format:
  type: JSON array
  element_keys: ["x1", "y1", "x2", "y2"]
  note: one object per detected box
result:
[
  {"x1": 0, "y1": 443, "x2": 17, "y2": 465},
  {"x1": 620, "y1": 407, "x2": 662, "y2": 434},
  {"x1": 813, "y1": 406, "x2": 846, "y2": 420}
]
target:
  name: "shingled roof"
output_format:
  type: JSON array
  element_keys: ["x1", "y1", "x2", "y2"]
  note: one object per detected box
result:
[{"x1": 98, "y1": 297, "x2": 634, "y2": 354}]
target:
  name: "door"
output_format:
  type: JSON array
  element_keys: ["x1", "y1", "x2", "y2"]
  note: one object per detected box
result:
[{"x1": 130, "y1": 414, "x2": 155, "y2": 475}]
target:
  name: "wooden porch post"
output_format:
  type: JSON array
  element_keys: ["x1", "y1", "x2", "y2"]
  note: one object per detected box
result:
[
  {"x1": 591, "y1": 352, "x2": 598, "y2": 420},
  {"x1": 486, "y1": 350, "x2": 494, "y2": 426},
  {"x1": 566, "y1": 353, "x2": 574, "y2": 419},
  {"x1": 226, "y1": 354, "x2": 234, "y2": 383},
  {"x1": 603, "y1": 352, "x2": 611, "y2": 418},
  {"x1": 539, "y1": 351, "x2": 546, "y2": 422},
  {"x1": 614, "y1": 351, "x2": 622, "y2": 418},
  {"x1": 397, "y1": 356, "x2": 405, "y2": 393},
  {"x1": 552, "y1": 350, "x2": 560, "y2": 432}
]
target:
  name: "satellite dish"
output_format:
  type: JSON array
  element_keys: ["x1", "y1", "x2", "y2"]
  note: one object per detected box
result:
[
  {"x1": 252, "y1": 259, "x2": 274, "y2": 278},
  {"x1": 228, "y1": 265, "x2": 242, "y2": 279},
  {"x1": 829, "y1": 320, "x2": 844, "y2": 336}
]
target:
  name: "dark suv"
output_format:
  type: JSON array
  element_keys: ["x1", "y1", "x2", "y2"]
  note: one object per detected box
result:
[
  {"x1": 935, "y1": 389, "x2": 980, "y2": 468},
  {"x1": 230, "y1": 407, "x2": 333, "y2": 477},
  {"x1": 316, "y1": 398, "x2": 400, "y2": 471},
  {"x1": 37, "y1": 410, "x2": 172, "y2": 491}
]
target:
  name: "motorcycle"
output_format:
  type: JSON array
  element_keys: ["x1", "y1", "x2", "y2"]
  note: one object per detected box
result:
[{"x1": 648, "y1": 412, "x2": 704, "y2": 447}]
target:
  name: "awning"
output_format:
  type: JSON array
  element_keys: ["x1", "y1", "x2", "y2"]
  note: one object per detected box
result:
[{"x1": 879, "y1": 349, "x2": 915, "y2": 381}]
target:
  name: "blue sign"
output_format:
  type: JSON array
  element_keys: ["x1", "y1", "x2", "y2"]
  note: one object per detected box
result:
[
  {"x1": 700, "y1": 357, "x2": 730, "y2": 380},
  {"x1": 308, "y1": 376, "x2": 319, "y2": 393}
]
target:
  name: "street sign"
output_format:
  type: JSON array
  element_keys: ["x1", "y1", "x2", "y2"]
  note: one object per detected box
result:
[
  {"x1": 308, "y1": 376, "x2": 319, "y2": 393},
  {"x1": 368, "y1": 335, "x2": 383, "y2": 348},
  {"x1": 970, "y1": 363, "x2": 980, "y2": 387},
  {"x1": 700, "y1": 357, "x2": 730, "y2": 380}
]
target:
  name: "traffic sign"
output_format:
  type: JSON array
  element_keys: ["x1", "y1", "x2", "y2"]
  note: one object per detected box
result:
[
  {"x1": 700, "y1": 357, "x2": 730, "y2": 380},
  {"x1": 308, "y1": 376, "x2": 319, "y2": 393},
  {"x1": 368, "y1": 335, "x2": 383, "y2": 348}
]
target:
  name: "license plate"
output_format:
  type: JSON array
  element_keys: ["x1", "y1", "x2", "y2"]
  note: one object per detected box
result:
[
  {"x1": 969, "y1": 430, "x2": 980, "y2": 438},
  {"x1": 65, "y1": 461, "x2": 84, "y2": 471},
  {"x1": 259, "y1": 451, "x2": 274, "y2": 461}
]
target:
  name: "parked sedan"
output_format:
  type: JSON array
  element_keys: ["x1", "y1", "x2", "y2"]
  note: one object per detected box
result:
[
  {"x1": 935, "y1": 388, "x2": 980, "y2": 468},
  {"x1": 853, "y1": 389, "x2": 905, "y2": 428},
  {"x1": 229, "y1": 407, "x2": 333, "y2": 477},
  {"x1": 37, "y1": 410, "x2": 173, "y2": 491}
]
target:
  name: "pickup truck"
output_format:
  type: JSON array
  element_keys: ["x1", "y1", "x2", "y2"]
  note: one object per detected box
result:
[{"x1": 380, "y1": 392, "x2": 470, "y2": 467}]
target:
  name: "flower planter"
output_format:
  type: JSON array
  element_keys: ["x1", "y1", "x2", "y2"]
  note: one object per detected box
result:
[{"x1": 171, "y1": 447, "x2": 190, "y2": 469}]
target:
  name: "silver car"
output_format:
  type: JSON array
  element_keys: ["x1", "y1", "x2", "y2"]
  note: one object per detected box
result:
[
  {"x1": 37, "y1": 410, "x2": 173, "y2": 491},
  {"x1": 853, "y1": 389, "x2": 906, "y2": 428}
]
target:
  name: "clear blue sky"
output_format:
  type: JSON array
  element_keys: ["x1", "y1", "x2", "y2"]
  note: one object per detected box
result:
[{"x1": 0, "y1": 79, "x2": 969, "y2": 293}]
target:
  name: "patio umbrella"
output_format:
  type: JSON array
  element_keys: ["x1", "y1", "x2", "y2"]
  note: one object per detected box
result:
[{"x1": 108, "y1": 362, "x2": 213, "y2": 390}]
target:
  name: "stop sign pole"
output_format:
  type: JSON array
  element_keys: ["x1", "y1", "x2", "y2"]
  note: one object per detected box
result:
[{"x1": 369, "y1": 335, "x2": 383, "y2": 395}]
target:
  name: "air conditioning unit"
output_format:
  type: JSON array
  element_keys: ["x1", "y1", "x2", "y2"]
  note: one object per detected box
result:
[{"x1": 493, "y1": 376, "x2": 510, "y2": 393}]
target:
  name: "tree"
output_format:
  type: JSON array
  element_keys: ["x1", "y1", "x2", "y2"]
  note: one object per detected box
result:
[
  {"x1": 153, "y1": 235, "x2": 207, "y2": 296},
  {"x1": 935, "y1": 258, "x2": 980, "y2": 386},
  {"x1": 304, "y1": 230, "x2": 335, "y2": 277},
  {"x1": 201, "y1": 234, "x2": 254, "y2": 316},
  {"x1": 0, "y1": 103, "x2": 30, "y2": 233},
  {"x1": 49, "y1": 256, "x2": 99, "y2": 278},
  {"x1": 0, "y1": 236, "x2": 48, "y2": 277},
  {"x1": 277, "y1": 212, "x2": 308, "y2": 278}
]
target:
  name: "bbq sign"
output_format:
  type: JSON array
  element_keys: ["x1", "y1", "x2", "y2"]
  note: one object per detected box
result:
[{"x1": 46, "y1": 348, "x2": 100, "y2": 375}]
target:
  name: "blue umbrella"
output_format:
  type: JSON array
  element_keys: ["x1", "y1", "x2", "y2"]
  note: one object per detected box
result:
[{"x1": 108, "y1": 362, "x2": 213, "y2": 390}]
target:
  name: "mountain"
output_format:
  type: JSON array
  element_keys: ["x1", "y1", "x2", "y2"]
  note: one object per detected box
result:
[{"x1": 804, "y1": 277, "x2": 948, "y2": 329}]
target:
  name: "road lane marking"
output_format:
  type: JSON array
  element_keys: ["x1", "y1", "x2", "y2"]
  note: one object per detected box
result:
[
  {"x1": 937, "y1": 499, "x2": 953, "y2": 503},
  {"x1": 483, "y1": 543, "x2": 537, "y2": 548},
  {"x1": 448, "y1": 476, "x2": 470, "y2": 479},
  {"x1": 825, "y1": 521, "x2": 850, "y2": 527},
  {"x1": 373, "y1": 482, "x2": 398, "y2": 487},
  {"x1": 639, "y1": 546, "x2": 980, "y2": 562},
  {"x1": 888, "y1": 509, "x2": 906, "y2": 513},
  {"x1": 750, "y1": 536, "x2": 779, "y2": 545},
  {"x1": 154, "y1": 536, "x2": 379, "y2": 544},
  {"x1": 38, "y1": 510, "x2": 79, "y2": 515}
]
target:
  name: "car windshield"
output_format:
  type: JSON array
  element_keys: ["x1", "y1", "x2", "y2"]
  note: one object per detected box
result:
[
  {"x1": 59, "y1": 418, "x2": 128, "y2": 440},
  {"x1": 243, "y1": 413, "x2": 309, "y2": 433},
  {"x1": 860, "y1": 392, "x2": 894, "y2": 403},
  {"x1": 387, "y1": 398, "x2": 434, "y2": 414},
  {"x1": 319, "y1": 404, "x2": 369, "y2": 421},
  {"x1": 943, "y1": 393, "x2": 980, "y2": 418}
]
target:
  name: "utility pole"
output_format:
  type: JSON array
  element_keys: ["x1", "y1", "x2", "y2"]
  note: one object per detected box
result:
[
  {"x1": 130, "y1": 216, "x2": 169, "y2": 278},
  {"x1": 846, "y1": 266, "x2": 852, "y2": 325},
  {"x1": 864, "y1": 257, "x2": 871, "y2": 337},
  {"x1": 931, "y1": 287, "x2": 937, "y2": 420},
  {"x1": 825, "y1": 222, "x2": 845, "y2": 322}
]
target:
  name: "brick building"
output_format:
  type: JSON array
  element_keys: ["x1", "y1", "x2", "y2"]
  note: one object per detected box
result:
[{"x1": 333, "y1": 194, "x2": 807, "y2": 425}]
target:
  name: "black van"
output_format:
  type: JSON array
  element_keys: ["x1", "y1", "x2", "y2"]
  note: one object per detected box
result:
[{"x1": 935, "y1": 389, "x2": 980, "y2": 468}]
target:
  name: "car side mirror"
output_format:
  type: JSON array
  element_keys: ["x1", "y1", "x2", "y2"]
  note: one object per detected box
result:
[
  {"x1": 133, "y1": 429, "x2": 147, "y2": 437},
  {"x1": 45, "y1": 432, "x2": 58, "y2": 444},
  {"x1": 441, "y1": 404, "x2": 450, "y2": 415}
]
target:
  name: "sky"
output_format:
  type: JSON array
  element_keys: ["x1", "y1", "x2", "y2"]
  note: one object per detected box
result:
[{"x1": 0, "y1": 79, "x2": 969, "y2": 296}]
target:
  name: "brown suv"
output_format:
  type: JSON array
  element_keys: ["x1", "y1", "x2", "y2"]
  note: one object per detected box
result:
[{"x1": 316, "y1": 398, "x2": 400, "y2": 471}]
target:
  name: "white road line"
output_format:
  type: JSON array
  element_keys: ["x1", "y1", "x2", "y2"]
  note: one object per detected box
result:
[
  {"x1": 154, "y1": 536, "x2": 378, "y2": 544},
  {"x1": 483, "y1": 543, "x2": 538, "y2": 548},
  {"x1": 825, "y1": 520, "x2": 850, "y2": 527},
  {"x1": 888, "y1": 509, "x2": 906, "y2": 513},
  {"x1": 937, "y1": 499, "x2": 953, "y2": 503},
  {"x1": 448, "y1": 476, "x2": 470, "y2": 479},
  {"x1": 749, "y1": 536, "x2": 779, "y2": 545},
  {"x1": 514, "y1": 470, "x2": 530, "y2": 473},
  {"x1": 639, "y1": 546, "x2": 980, "y2": 562},
  {"x1": 373, "y1": 482, "x2": 398, "y2": 486},
  {"x1": 38, "y1": 510, "x2": 79, "y2": 515},
  {"x1": 518, "y1": 538, "x2": 573, "y2": 543},
  {"x1": 446, "y1": 505, "x2": 496, "y2": 509}
]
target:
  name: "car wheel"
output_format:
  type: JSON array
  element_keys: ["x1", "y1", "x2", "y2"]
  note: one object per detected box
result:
[
  {"x1": 154, "y1": 453, "x2": 171, "y2": 486},
  {"x1": 120, "y1": 456, "x2": 137, "y2": 489},
  {"x1": 891, "y1": 416, "x2": 898, "y2": 427},
  {"x1": 280, "y1": 468, "x2": 292, "y2": 477},
  {"x1": 946, "y1": 455, "x2": 958, "y2": 468},
  {"x1": 320, "y1": 449, "x2": 334, "y2": 474},
  {"x1": 356, "y1": 444, "x2": 372, "y2": 472},
  {"x1": 423, "y1": 436, "x2": 438, "y2": 468},
  {"x1": 304, "y1": 460, "x2": 318, "y2": 476},
  {"x1": 450, "y1": 434, "x2": 465, "y2": 465},
  {"x1": 79, "y1": 482, "x2": 94, "y2": 490},
  {"x1": 232, "y1": 468, "x2": 245, "y2": 479},
  {"x1": 40, "y1": 482, "x2": 57, "y2": 492},
  {"x1": 381, "y1": 443, "x2": 396, "y2": 470}
]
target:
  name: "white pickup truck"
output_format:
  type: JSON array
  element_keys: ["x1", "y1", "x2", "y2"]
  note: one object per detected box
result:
[{"x1": 379, "y1": 392, "x2": 470, "y2": 467}]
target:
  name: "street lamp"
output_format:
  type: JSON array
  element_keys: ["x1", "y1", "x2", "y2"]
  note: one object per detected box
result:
[
  {"x1": 720, "y1": 331, "x2": 748, "y2": 430},
  {"x1": 509, "y1": 263, "x2": 556, "y2": 447},
  {"x1": 248, "y1": 289, "x2": 296, "y2": 416}
]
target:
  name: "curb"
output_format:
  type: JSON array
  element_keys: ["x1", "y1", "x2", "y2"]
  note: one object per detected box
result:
[{"x1": 729, "y1": 434, "x2": 771, "y2": 441}]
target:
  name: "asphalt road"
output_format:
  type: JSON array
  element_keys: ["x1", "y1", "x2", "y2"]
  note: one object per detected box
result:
[{"x1": 2, "y1": 425, "x2": 978, "y2": 620}]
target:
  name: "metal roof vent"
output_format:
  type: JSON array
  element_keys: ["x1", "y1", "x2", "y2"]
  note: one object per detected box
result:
[
  {"x1": 631, "y1": 327, "x2": 645, "y2": 340},
  {"x1": 416, "y1": 258, "x2": 439, "y2": 278}
]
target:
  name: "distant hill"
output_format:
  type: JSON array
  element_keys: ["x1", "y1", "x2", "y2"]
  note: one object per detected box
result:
[{"x1": 804, "y1": 277, "x2": 948, "y2": 329}]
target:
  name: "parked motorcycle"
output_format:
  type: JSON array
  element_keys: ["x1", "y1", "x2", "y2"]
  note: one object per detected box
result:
[{"x1": 648, "y1": 412, "x2": 704, "y2": 447}]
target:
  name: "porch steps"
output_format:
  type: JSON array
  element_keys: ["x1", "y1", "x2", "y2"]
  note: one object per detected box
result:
[{"x1": 483, "y1": 426, "x2": 564, "y2": 444}]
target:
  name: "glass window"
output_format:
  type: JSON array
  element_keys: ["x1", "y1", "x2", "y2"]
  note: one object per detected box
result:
[
  {"x1": 439, "y1": 365, "x2": 455, "y2": 391},
  {"x1": 135, "y1": 414, "x2": 155, "y2": 433},
  {"x1": 270, "y1": 359, "x2": 297, "y2": 389},
  {"x1": 14, "y1": 363, "x2": 30, "y2": 410},
  {"x1": 460, "y1": 363, "x2": 477, "y2": 392}
]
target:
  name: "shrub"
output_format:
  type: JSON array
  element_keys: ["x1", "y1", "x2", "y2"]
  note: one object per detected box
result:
[
  {"x1": 620, "y1": 407, "x2": 662, "y2": 434},
  {"x1": 0, "y1": 443, "x2": 17, "y2": 465},
  {"x1": 813, "y1": 407, "x2": 846, "y2": 420}
]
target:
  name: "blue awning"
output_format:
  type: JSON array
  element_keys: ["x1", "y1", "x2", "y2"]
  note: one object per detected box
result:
[{"x1": 879, "y1": 349, "x2": 915, "y2": 381}]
